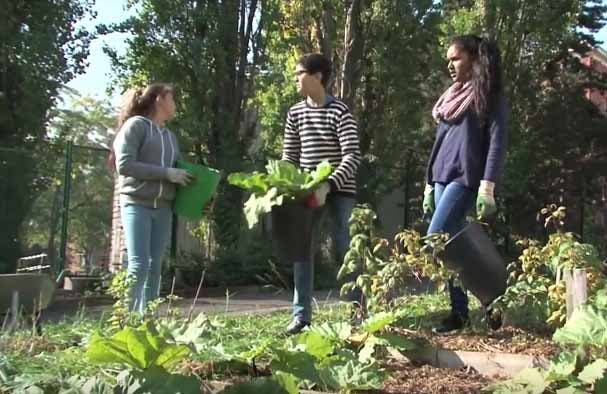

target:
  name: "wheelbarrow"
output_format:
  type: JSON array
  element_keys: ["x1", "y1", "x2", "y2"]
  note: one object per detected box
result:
[
  {"x1": 441, "y1": 221, "x2": 508, "y2": 307},
  {"x1": 0, "y1": 270, "x2": 67, "y2": 332}
]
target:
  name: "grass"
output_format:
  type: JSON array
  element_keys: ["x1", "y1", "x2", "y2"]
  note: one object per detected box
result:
[{"x1": 0, "y1": 290, "x2": 554, "y2": 393}]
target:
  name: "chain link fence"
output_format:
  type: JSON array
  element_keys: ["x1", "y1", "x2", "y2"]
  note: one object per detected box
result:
[{"x1": 0, "y1": 141, "x2": 113, "y2": 275}]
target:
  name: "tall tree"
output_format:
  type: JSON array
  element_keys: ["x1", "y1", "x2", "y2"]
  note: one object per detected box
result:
[
  {"x1": 105, "y1": 0, "x2": 265, "y2": 252},
  {"x1": 0, "y1": 0, "x2": 93, "y2": 272},
  {"x1": 443, "y1": 0, "x2": 607, "y2": 240},
  {"x1": 254, "y1": 0, "x2": 444, "y2": 208}
]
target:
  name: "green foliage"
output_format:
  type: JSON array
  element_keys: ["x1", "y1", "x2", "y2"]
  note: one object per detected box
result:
[
  {"x1": 485, "y1": 285, "x2": 607, "y2": 393},
  {"x1": 115, "y1": 367, "x2": 201, "y2": 394},
  {"x1": 105, "y1": 0, "x2": 268, "y2": 253},
  {"x1": 495, "y1": 205, "x2": 606, "y2": 328},
  {"x1": 339, "y1": 205, "x2": 454, "y2": 311},
  {"x1": 553, "y1": 288, "x2": 607, "y2": 356},
  {"x1": 86, "y1": 322, "x2": 190, "y2": 370},
  {"x1": 107, "y1": 270, "x2": 136, "y2": 331},
  {"x1": 0, "y1": 1, "x2": 94, "y2": 273},
  {"x1": 219, "y1": 376, "x2": 295, "y2": 394},
  {"x1": 228, "y1": 160, "x2": 332, "y2": 228}
]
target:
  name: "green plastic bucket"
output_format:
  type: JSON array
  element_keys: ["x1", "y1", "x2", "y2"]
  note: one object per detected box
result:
[{"x1": 173, "y1": 160, "x2": 221, "y2": 220}]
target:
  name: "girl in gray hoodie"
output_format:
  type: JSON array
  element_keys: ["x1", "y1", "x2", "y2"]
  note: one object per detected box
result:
[{"x1": 112, "y1": 83, "x2": 192, "y2": 312}]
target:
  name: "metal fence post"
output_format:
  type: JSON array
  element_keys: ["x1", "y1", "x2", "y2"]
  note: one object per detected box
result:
[{"x1": 58, "y1": 140, "x2": 73, "y2": 275}]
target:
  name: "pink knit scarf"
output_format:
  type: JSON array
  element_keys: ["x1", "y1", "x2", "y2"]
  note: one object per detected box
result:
[{"x1": 432, "y1": 81, "x2": 474, "y2": 122}]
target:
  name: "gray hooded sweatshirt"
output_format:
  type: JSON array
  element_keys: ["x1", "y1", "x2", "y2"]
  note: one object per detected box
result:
[{"x1": 113, "y1": 116, "x2": 181, "y2": 209}]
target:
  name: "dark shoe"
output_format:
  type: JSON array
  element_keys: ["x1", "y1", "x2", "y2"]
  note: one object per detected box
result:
[
  {"x1": 286, "y1": 318, "x2": 310, "y2": 335},
  {"x1": 432, "y1": 312, "x2": 469, "y2": 335},
  {"x1": 485, "y1": 306, "x2": 503, "y2": 331}
]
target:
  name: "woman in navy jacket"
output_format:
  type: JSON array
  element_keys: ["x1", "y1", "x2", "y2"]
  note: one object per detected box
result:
[{"x1": 423, "y1": 35, "x2": 507, "y2": 334}]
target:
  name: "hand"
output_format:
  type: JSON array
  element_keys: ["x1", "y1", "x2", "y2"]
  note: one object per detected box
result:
[
  {"x1": 422, "y1": 184, "x2": 435, "y2": 218},
  {"x1": 305, "y1": 182, "x2": 331, "y2": 208},
  {"x1": 477, "y1": 180, "x2": 497, "y2": 220},
  {"x1": 166, "y1": 168, "x2": 194, "y2": 186}
]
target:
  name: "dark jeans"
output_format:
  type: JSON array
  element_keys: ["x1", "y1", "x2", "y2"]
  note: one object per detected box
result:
[{"x1": 427, "y1": 182, "x2": 475, "y2": 317}]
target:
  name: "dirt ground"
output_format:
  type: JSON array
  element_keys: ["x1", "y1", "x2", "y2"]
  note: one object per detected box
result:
[{"x1": 382, "y1": 361, "x2": 493, "y2": 394}]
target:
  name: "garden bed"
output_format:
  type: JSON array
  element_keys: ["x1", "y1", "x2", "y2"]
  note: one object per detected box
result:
[
  {"x1": 382, "y1": 361, "x2": 492, "y2": 394},
  {"x1": 403, "y1": 326, "x2": 558, "y2": 358},
  {"x1": 0, "y1": 292, "x2": 570, "y2": 394}
]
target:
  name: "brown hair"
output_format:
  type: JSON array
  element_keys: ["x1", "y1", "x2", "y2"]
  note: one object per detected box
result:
[
  {"x1": 116, "y1": 83, "x2": 175, "y2": 129},
  {"x1": 108, "y1": 82, "x2": 175, "y2": 172}
]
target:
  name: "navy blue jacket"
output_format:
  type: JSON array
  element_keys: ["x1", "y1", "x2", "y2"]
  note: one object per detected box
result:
[{"x1": 426, "y1": 98, "x2": 508, "y2": 190}]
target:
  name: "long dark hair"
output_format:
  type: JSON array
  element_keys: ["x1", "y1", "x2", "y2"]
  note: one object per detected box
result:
[
  {"x1": 108, "y1": 83, "x2": 174, "y2": 171},
  {"x1": 451, "y1": 35, "x2": 503, "y2": 119}
]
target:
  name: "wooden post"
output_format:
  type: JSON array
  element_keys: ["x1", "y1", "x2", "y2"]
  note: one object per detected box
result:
[{"x1": 564, "y1": 268, "x2": 588, "y2": 320}]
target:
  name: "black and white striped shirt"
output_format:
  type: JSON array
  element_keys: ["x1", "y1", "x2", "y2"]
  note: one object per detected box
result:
[{"x1": 282, "y1": 98, "x2": 361, "y2": 195}]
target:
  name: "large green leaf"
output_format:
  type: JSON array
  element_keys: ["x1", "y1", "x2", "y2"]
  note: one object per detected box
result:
[
  {"x1": 124, "y1": 327, "x2": 158, "y2": 369},
  {"x1": 374, "y1": 333, "x2": 416, "y2": 352},
  {"x1": 86, "y1": 324, "x2": 191, "y2": 371},
  {"x1": 309, "y1": 322, "x2": 352, "y2": 342},
  {"x1": 243, "y1": 188, "x2": 284, "y2": 229},
  {"x1": 303, "y1": 161, "x2": 333, "y2": 190},
  {"x1": 546, "y1": 352, "x2": 577, "y2": 382},
  {"x1": 553, "y1": 306, "x2": 607, "y2": 348},
  {"x1": 296, "y1": 331, "x2": 335, "y2": 361},
  {"x1": 483, "y1": 367, "x2": 550, "y2": 394},
  {"x1": 318, "y1": 359, "x2": 385, "y2": 391},
  {"x1": 361, "y1": 312, "x2": 398, "y2": 334},
  {"x1": 227, "y1": 172, "x2": 270, "y2": 195},
  {"x1": 126, "y1": 368, "x2": 201, "y2": 394},
  {"x1": 219, "y1": 378, "x2": 291, "y2": 394},
  {"x1": 231, "y1": 161, "x2": 332, "y2": 228},
  {"x1": 358, "y1": 336, "x2": 381, "y2": 363},
  {"x1": 273, "y1": 371, "x2": 300, "y2": 394},
  {"x1": 86, "y1": 333, "x2": 139, "y2": 367},
  {"x1": 595, "y1": 375, "x2": 607, "y2": 393},
  {"x1": 270, "y1": 349, "x2": 321, "y2": 384},
  {"x1": 577, "y1": 358, "x2": 607, "y2": 384},
  {"x1": 155, "y1": 344, "x2": 191, "y2": 369},
  {"x1": 555, "y1": 387, "x2": 586, "y2": 394}
]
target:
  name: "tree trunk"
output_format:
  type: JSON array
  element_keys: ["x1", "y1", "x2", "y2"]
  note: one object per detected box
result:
[{"x1": 340, "y1": 0, "x2": 365, "y2": 109}]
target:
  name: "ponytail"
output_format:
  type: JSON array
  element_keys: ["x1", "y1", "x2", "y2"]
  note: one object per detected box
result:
[{"x1": 108, "y1": 82, "x2": 175, "y2": 172}]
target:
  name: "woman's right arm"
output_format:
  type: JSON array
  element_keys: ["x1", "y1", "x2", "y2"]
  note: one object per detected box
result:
[{"x1": 113, "y1": 118, "x2": 169, "y2": 180}]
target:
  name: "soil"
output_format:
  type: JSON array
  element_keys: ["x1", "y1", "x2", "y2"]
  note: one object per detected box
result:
[
  {"x1": 400, "y1": 325, "x2": 558, "y2": 359},
  {"x1": 382, "y1": 361, "x2": 493, "y2": 394}
]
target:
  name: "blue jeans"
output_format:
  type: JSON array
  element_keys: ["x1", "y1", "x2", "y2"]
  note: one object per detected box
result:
[
  {"x1": 293, "y1": 195, "x2": 358, "y2": 321},
  {"x1": 328, "y1": 195, "x2": 363, "y2": 305},
  {"x1": 427, "y1": 182, "x2": 475, "y2": 317},
  {"x1": 120, "y1": 203, "x2": 173, "y2": 313}
]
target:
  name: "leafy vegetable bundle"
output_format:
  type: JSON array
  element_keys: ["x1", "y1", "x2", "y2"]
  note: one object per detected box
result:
[{"x1": 228, "y1": 160, "x2": 332, "y2": 228}]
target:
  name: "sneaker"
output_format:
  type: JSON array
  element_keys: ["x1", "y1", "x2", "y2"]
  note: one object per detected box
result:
[
  {"x1": 485, "y1": 306, "x2": 503, "y2": 331},
  {"x1": 286, "y1": 318, "x2": 310, "y2": 335},
  {"x1": 432, "y1": 312, "x2": 469, "y2": 335}
]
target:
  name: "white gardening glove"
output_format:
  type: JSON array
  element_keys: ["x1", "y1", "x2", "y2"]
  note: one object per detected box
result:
[
  {"x1": 477, "y1": 180, "x2": 497, "y2": 220},
  {"x1": 166, "y1": 168, "x2": 194, "y2": 186},
  {"x1": 305, "y1": 182, "x2": 331, "y2": 208}
]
